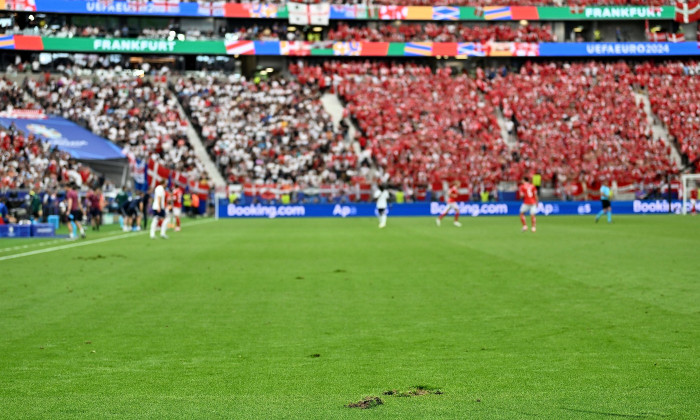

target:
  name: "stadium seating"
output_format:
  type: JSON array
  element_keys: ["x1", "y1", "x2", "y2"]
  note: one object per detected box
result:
[
  {"x1": 1, "y1": 79, "x2": 93, "y2": 190},
  {"x1": 328, "y1": 22, "x2": 554, "y2": 43},
  {"x1": 486, "y1": 61, "x2": 676, "y2": 186},
  {"x1": 174, "y1": 75, "x2": 355, "y2": 187},
  {"x1": 637, "y1": 62, "x2": 700, "y2": 171},
  {"x1": 26, "y1": 75, "x2": 206, "y2": 183},
  {"x1": 296, "y1": 62, "x2": 511, "y2": 189}
]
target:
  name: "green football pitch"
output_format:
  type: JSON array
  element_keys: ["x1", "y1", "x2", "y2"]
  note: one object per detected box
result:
[{"x1": 1, "y1": 216, "x2": 698, "y2": 419}]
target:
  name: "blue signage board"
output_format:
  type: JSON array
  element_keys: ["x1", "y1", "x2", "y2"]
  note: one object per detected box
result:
[{"x1": 217, "y1": 200, "x2": 690, "y2": 219}]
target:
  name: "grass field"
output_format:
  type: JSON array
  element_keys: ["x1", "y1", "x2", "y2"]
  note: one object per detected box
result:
[{"x1": 1, "y1": 215, "x2": 698, "y2": 419}]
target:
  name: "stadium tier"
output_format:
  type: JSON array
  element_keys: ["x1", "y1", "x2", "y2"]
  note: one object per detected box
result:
[
  {"x1": 25, "y1": 75, "x2": 206, "y2": 183},
  {"x1": 487, "y1": 61, "x2": 676, "y2": 185},
  {"x1": 638, "y1": 61, "x2": 700, "y2": 170},
  {"x1": 174, "y1": 75, "x2": 356, "y2": 186},
  {"x1": 327, "y1": 22, "x2": 555, "y2": 42},
  {"x1": 1, "y1": 78, "x2": 95, "y2": 190}
]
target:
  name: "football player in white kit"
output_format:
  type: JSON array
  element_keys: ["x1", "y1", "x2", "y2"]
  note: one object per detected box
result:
[
  {"x1": 150, "y1": 181, "x2": 169, "y2": 239},
  {"x1": 374, "y1": 184, "x2": 391, "y2": 228}
]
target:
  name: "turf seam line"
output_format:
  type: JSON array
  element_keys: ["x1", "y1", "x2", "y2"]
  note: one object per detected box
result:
[{"x1": 0, "y1": 218, "x2": 216, "y2": 261}]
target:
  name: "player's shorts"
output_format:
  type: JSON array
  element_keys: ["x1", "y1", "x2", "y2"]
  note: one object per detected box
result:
[
  {"x1": 377, "y1": 207, "x2": 386, "y2": 216},
  {"x1": 153, "y1": 209, "x2": 166, "y2": 218},
  {"x1": 70, "y1": 209, "x2": 83, "y2": 221},
  {"x1": 601, "y1": 199, "x2": 611, "y2": 209},
  {"x1": 119, "y1": 203, "x2": 129, "y2": 216},
  {"x1": 90, "y1": 208, "x2": 102, "y2": 218},
  {"x1": 519, "y1": 204, "x2": 537, "y2": 215},
  {"x1": 173, "y1": 206, "x2": 182, "y2": 217},
  {"x1": 445, "y1": 202, "x2": 459, "y2": 212},
  {"x1": 126, "y1": 206, "x2": 139, "y2": 218}
]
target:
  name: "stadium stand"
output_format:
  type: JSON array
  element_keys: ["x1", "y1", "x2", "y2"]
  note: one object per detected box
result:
[
  {"x1": 637, "y1": 62, "x2": 700, "y2": 171},
  {"x1": 174, "y1": 75, "x2": 356, "y2": 188},
  {"x1": 26, "y1": 75, "x2": 206, "y2": 183},
  {"x1": 4, "y1": 24, "x2": 290, "y2": 41},
  {"x1": 486, "y1": 61, "x2": 676, "y2": 188},
  {"x1": 328, "y1": 22, "x2": 555, "y2": 43},
  {"x1": 1, "y1": 78, "x2": 93, "y2": 190},
  {"x1": 295, "y1": 61, "x2": 511, "y2": 190}
]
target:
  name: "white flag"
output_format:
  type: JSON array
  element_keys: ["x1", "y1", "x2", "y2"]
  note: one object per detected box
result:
[
  {"x1": 288, "y1": 2, "x2": 309, "y2": 25},
  {"x1": 309, "y1": 3, "x2": 330, "y2": 26}
]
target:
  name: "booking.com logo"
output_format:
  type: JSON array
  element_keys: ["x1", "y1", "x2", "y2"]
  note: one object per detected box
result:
[
  {"x1": 226, "y1": 204, "x2": 306, "y2": 218},
  {"x1": 430, "y1": 202, "x2": 509, "y2": 217}
]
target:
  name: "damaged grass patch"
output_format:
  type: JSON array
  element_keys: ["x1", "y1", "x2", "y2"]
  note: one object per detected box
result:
[
  {"x1": 383, "y1": 385, "x2": 443, "y2": 398},
  {"x1": 346, "y1": 396, "x2": 383, "y2": 409}
]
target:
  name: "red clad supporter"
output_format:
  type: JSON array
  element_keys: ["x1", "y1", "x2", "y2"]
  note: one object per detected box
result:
[
  {"x1": 328, "y1": 22, "x2": 554, "y2": 43},
  {"x1": 487, "y1": 61, "x2": 675, "y2": 190},
  {"x1": 637, "y1": 62, "x2": 700, "y2": 172}
]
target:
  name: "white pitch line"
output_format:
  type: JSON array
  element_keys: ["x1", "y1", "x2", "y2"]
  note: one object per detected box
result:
[
  {"x1": 0, "y1": 230, "x2": 127, "y2": 254},
  {"x1": 0, "y1": 218, "x2": 216, "y2": 262}
]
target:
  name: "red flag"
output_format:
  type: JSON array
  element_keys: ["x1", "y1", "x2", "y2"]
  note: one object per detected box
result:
[{"x1": 675, "y1": 0, "x2": 700, "y2": 23}]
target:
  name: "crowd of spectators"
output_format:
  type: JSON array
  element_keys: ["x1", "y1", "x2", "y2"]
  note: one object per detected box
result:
[
  {"x1": 486, "y1": 61, "x2": 676, "y2": 186},
  {"x1": 174, "y1": 75, "x2": 355, "y2": 187},
  {"x1": 0, "y1": 79, "x2": 95, "y2": 191},
  {"x1": 293, "y1": 61, "x2": 511, "y2": 189},
  {"x1": 328, "y1": 22, "x2": 554, "y2": 43},
  {"x1": 6, "y1": 23, "x2": 292, "y2": 42},
  {"x1": 637, "y1": 62, "x2": 700, "y2": 171},
  {"x1": 26, "y1": 75, "x2": 206, "y2": 183}
]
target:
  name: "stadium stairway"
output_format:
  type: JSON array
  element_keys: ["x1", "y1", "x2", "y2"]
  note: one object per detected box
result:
[
  {"x1": 494, "y1": 101, "x2": 517, "y2": 149},
  {"x1": 320, "y1": 92, "x2": 363, "y2": 160},
  {"x1": 632, "y1": 90, "x2": 684, "y2": 169},
  {"x1": 171, "y1": 91, "x2": 226, "y2": 188}
]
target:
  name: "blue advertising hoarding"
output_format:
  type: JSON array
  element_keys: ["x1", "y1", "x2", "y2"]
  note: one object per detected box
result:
[
  {"x1": 539, "y1": 42, "x2": 700, "y2": 57},
  {"x1": 217, "y1": 200, "x2": 690, "y2": 219},
  {"x1": 0, "y1": 116, "x2": 124, "y2": 160}
]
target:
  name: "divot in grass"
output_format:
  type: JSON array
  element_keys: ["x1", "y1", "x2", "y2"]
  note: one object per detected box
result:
[{"x1": 346, "y1": 396, "x2": 383, "y2": 409}]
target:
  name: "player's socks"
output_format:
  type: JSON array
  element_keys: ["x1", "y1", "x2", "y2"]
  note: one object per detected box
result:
[
  {"x1": 176, "y1": 217, "x2": 181, "y2": 229},
  {"x1": 150, "y1": 216, "x2": 159, "y2": 238},
  {"x1": 160, "y1": 216, "x2": 168, "y2": 237},
  {"x1": 531, "y1": 215, "x2": 536, "y2": 229},
  {"x1": 607, "y1": 211, "x2": 612, "y2": 223},
  {"x1": 595, "y1": 210, "x2": 603, "y2": 222},
  {"x1": 519, "y1": 214, "x2": 527, "y2": 226}
]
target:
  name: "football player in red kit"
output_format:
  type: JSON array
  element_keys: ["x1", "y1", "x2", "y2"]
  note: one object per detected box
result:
[
  {"x1": 519, "y1": 176, "x2": 538, "y2": 232},
  {"x1": 436, "y1": 181, "x2": 462, "y2": 227}
]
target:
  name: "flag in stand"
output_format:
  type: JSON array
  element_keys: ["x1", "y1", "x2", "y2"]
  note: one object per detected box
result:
[
  {"x1": 675, "y1": 0, "x2": 700, "y2": 23},
  {"x1": 8, "y1": 0, "x2": 35, "y2": 11},
  {"x1": 309, "y1": 3, "x2": 330, "y2": 26},
  {"x1": 667, "y1": 32, "x2": 686, "y2": 42},
  {"x1": 249, "y1": 3, "x2": 278, "y2": 18},
  {"x1": 225, "y1": 40, "x2": 255, "y2": 55},
  {"x1": 378, "y1": 5, "x2": 407, "y2": 20},
  {"x1": 513, "y1": 43, "x2": 539, "y2": 57},
  {"x1": 333, "y1": 42, "x2": 361, "y2": 56},
  {"x1": 457, "y1": 42, "x2": 487, "y2": 57},
  {"x1": 288, "y1": 2, "x2": 309, "y2": 25},
  {"x1": 433, "y1": 6, "x2": 459, "y2": 21},
  {"x1": 483, "y1": 6, "x2": 512, "y2": 20},
  {"x1": 570, "y1": 5, "x2": 585, "y2": 14},
  {"x1": 0, "y1": 34, "x2": 15, "y2": 49},
  {"x1": 152, "y1": 0, "x2": 180, "y2": 14},
  {"x1": 280, "y1": 41, "x2": 311, "y2": 56}
]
